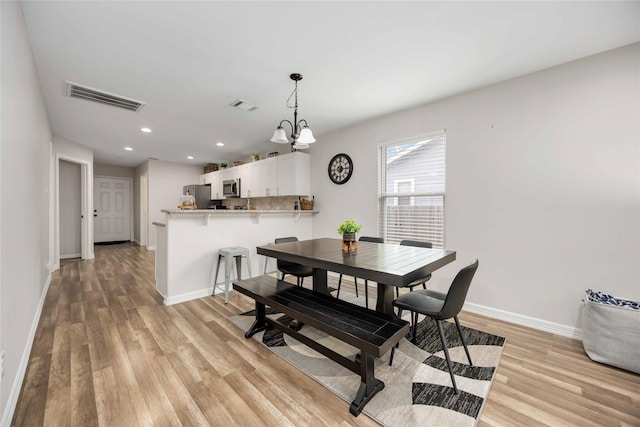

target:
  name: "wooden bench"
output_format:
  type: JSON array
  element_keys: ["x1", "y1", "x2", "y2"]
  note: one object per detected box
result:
[{"x1": 233, "y1": 275, "x2": 410, "y2": 416}]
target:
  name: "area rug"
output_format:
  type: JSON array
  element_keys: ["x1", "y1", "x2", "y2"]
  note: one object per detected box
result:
[{"x1": 229, "y1": 301, "x2": 505, "y2": 427}]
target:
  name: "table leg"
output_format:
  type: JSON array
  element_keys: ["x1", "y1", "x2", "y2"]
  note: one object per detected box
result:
[
  {"x1": 376, "y1": 284, "x2": 395, "y2": 315},
  {"x1": 244, "y1": 301, "x2": 268, "y2": 338},
  {"x1": 313, "y1": 268, "x2": 329, "y2": 295}
]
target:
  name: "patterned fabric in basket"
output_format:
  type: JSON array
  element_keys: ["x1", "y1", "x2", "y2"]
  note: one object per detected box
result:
[{"x1": 585, "y1": 289, "x2": 640, "y2": 310}]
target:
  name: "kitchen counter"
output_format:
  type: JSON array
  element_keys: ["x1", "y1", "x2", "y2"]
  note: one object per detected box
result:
[
  {"x1": 162, "y1": 209, "x2": 318, "y2": 214},
  {"x1": 154, "y1": 208, "x2": 315, "y2": 305}
]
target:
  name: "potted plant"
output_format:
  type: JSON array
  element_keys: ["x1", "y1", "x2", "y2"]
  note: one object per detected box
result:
[
  {"x1": 251, "y1": 153, "x2": 260, "y2": 162},
  {"x1": 337, "y1": 218, "x2": 362, "y2": 252},
  {"x1": 220, "y1": 162, "x2": 228, "y2": 169}
]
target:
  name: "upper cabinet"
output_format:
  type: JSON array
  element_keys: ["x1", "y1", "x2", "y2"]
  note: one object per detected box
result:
[
  {"x1": 199, "y1": 152, "x2": 310, "y2": 199},
  {"x1": 277, "y1": 152, "x2": 310, "y2": 196}
]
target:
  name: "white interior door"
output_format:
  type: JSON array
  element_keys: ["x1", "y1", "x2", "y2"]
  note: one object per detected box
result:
[
  {"x1": 94, "y1": 177, "x2": 132, "y2": 243},
  {"x1": 59, "y1": 160, "x2": 81, "y2": 258}
]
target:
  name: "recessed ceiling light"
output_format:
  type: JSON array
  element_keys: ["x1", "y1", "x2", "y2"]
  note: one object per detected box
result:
[
  {"x1": 216, "y1": 142, "x2": 224, "y2": 147},
  {"x1": 187, "y1": 156, "x2": 194, "y2": 160},
  {"x1": 124, "y1": 147, "x2": 133, "y2": 151},
  {"x1": 140, "y1": 127, "x2": 152, "y2": 133}
]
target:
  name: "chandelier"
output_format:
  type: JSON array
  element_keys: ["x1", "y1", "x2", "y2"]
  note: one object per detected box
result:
[{"x1": 270, "y1": 73, "x2": 316, "y2": 150}]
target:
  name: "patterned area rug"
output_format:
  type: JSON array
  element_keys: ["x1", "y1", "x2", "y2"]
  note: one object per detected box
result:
[{"x1": 229, "y1": 300, "x2": 505, "y2": 426}]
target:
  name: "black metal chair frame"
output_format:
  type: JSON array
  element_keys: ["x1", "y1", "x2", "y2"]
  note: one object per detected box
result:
[
  {"x1": 274, "y1": 237, "x2": 313, "y2": 287},
  {"x1": 395, "y1": 239, "x2": 433, "y2": 298},
  {"x1": 389, "y1": 260, "x2": 479, "y2": 395}
]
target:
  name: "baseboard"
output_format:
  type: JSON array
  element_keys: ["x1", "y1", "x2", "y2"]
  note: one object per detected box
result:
[
  {"x1": 146, "y1": 246, "x2": 156, "y2": 251},
  {"x1": 60, "y1": 253, "x2": 81, "y2": 259},
  {"x1": 163, "y1": 287, "x2": 215, "y2": 306},
  {"x1": 1, "y1": 272, "x2": 52, "y2": 427},
  {"x1": 463, "y1": 301, "x2": 582, "y2": 340}
]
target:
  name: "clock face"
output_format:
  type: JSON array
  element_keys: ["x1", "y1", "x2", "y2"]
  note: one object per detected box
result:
[{"x1": 328, "y1": 153, "x2": 353, "y2": 185}]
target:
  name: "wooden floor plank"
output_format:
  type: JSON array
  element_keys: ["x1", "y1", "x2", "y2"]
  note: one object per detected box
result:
[{"x1": 11, "y1": 243, "x2": 640, "y2": 426}]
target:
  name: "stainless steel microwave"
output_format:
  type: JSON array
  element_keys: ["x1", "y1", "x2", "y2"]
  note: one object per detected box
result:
[{"x1": 222, "y1": 179, "x2": 240, "y2": 198}]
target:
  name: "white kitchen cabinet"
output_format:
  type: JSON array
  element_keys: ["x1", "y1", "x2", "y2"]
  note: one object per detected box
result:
[
  {"x1": 196, "y1": 152, "x2": 310, "y2": 200},
  {"x1": 209, "y1": 172, "x2": 222, "y2": 199},
  {"x1": 238, "y1": 162, "x2": 261, "y2": 198},
  {"x1": 277, "y1": 152, "x2": 310, "y2": 196},
  {"x1": 260, "y1": 157, "x2": 278, "y2": 197},
  {"x1": 200, "y1": 171, "x2": 213, "y2": 185}
]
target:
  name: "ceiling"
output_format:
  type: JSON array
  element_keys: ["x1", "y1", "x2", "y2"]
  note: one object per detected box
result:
[{"x1": 20, "y1": 1, "x2": 639, "y2": 168}]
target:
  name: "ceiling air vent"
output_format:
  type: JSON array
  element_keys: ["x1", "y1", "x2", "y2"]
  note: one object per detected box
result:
[
  {"x1": 65, "y1": 81, "x2": 146, "y2": 112},
  {"x1": 230, "y1": 99, "x2": 259, "y2": 112}
]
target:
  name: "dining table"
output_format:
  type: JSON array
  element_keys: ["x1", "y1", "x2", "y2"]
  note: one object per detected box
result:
[{"x1": 257, "y1": 237, "x2": 456, "y2": 315}]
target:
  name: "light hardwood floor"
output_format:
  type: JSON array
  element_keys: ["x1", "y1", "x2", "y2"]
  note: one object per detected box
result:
[{"x1": 12, "y1": 243, "x2": 640, "y2": 426}]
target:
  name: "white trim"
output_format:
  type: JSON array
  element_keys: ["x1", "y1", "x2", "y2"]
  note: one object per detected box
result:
[
  {"x1": 163, "y1": 287, "x2": 215, "y2": 306},
  {"x1": 463, "y1": 301, "x2": 582, "y2": 340},
  {"x1": 146, "y1": 246, "x2": 156, "y2": 251},
  {"x1": 1, "y1": 273, "x2": 52, "y2": 427},
  {"x1": 54, "y1": 153, "x2": 94, "y2": 268},
  {"x1": 60, "y1": 253, "x2": 81, "y2": 259}
]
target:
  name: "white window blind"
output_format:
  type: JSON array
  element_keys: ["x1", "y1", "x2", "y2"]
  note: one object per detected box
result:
[{"x1": 378, "y1": 132, "x2": 446, "y2": 247}]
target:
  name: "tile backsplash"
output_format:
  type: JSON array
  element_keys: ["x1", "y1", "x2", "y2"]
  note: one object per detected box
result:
[{"x1": 221, "y1": 196, "x2": 309, "y2": 211}]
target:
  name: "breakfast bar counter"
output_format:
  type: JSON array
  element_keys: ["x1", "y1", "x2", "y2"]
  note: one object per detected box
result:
[{"x1": 154, "y1": 209, "x2": 316, "y2": 305}]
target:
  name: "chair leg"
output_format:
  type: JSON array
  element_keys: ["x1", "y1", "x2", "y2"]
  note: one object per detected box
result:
[
  {"x1": 395, "y1": 287, "x2": 399, "y2": 298},
  {"x1": 364, "y1": 280, "x2": 369, "y2": 309},
  {"x1": 389, "y1": 307, "x2": 403, "y2": 367},
  {"x1": 454, "y1": 316, "x2": 473, "y2": 366},
  {"x1": 436, "y1": 319, "x2": 459, "y2": 394},
  {"x1": 213, "y1": 254, "x2": 222, "y2": 295},
  {"x1": 411, "y1": 312, "x2": 419, "y2": 343},
  {"x1": 422, "y1": 282, "x2": 427, "y2": 290}
]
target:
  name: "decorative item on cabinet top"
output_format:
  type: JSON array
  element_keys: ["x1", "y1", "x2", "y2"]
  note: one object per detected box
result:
[{"x1": 204, "y1": 163, "x2": 219, "y2": 173}]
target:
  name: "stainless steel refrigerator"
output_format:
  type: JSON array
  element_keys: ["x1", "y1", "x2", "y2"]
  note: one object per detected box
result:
[{"x1": 183, "y1": 185, "x2": 212, "y2": 209}]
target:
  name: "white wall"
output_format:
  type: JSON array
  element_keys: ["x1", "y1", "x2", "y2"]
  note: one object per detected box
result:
[
  {"x1": 59, "y1": 160, "x2": 81, "y2": 258},
  {"x1": 310, "y1": 43, "x2": 640, "y2": 335},
  {"x1": 147, "y1": 160, "x2": 201, "y2": 247},
  {"x1": 0, "y1": 1, "x2": 52, "y2": 422},
  {"x1": 94, "y1": 163, "x2": 134, "y2": 178}
]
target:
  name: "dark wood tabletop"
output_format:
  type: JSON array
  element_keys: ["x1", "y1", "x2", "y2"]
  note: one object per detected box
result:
[{"x1": 257, "y1": 238, "x2": 456, "y2": 315}]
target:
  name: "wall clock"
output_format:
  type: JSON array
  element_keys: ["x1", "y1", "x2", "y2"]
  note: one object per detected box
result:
[{"x1": 328, "y1": 153, "x2": 353, "y2": 185}]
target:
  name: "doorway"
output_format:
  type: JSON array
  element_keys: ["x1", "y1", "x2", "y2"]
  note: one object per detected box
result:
[
  {"x1": 59, "y1": 160, "x2": 81, "y2": 258},
  {"x1": 53, "y1": 154, "x2": 93, "y2": 270}
]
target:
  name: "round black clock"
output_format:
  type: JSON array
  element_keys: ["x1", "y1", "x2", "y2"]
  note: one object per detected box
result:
[{"x1": 328, "y1": 153, "x2": 353, "y2": 185}]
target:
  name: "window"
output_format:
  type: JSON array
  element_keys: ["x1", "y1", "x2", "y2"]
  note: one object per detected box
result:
[{"x1": 378, "y1": 132, "x2": 446, "y2": 247}]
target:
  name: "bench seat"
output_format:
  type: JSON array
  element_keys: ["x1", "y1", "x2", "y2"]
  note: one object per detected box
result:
[{"x1": 233, "y1": 275, "x2": 409, "y2": 416}]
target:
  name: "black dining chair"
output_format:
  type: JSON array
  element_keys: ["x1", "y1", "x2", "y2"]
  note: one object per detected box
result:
[
  {"x1": 274, "y1": 237, "x2": 314, "y2": 287},
  {"x1": 389, "y1": 260, "x2": 479, "y2": 395},
  {"x1": 336, "y1": 236, "x2": 383, "y2": 309},
  {"x1": 396, "y1": 239, "x2": 433, "y2": 298}
]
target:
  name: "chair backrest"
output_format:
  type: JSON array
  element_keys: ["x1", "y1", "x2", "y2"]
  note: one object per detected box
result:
[
  {"x1": 275, "y1": 237, "x2": 299, "y2": 269},
  {"x1": 438, "y1": 260, "x2": 479, "y2": 319},
  {"x1": 275, "y1": 236, "x2": 298, "y2": 245},
  {"x1": 400, "y1": 239, "x2": 432, "y2": 248},
  {"x1": 359, "y1": 236, "x2": 383, "y2": 243}
]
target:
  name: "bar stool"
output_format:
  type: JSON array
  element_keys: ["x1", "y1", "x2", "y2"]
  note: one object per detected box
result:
[{"x1": 213, "y1": 246, "x2": 252, "y2": 304}]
